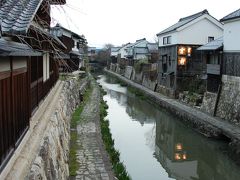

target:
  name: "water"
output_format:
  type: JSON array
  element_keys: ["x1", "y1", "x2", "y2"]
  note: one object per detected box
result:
[{"x1": 97, "y1": 75, "x2": 240, "y2": 180}]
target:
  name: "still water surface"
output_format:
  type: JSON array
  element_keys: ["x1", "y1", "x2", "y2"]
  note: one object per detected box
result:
[{"x1": 98, "y1": 75, "x2": 240, "y2": 180}]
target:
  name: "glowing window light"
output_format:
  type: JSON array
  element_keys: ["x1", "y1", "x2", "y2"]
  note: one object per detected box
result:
[
  {"x1": 175, "y1": 153, "x2": 181, "y2": 160},
  {"x1": 178, "y1": 57, "x2": 187, "y2": 65},
  {"x1": 187, "y1": 47, "x2": 192, "y2": 55},
  {"x1": 178, "y1": 46, "x2": 186, "y2": 55},
  {"x1": 183, "y1": 153, "x2": 187, "y2": 160},
  {"x1": 175, "y1": 143, "x2": 183, "y2": 151}
]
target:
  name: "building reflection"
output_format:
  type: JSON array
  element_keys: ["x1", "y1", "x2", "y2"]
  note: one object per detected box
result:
[
  {"x1": 154, "y1": 110, "x2": 239, "y2": 180},
  {"x1": 102, "y1": 75, "x2": 240, "y2": 180}
]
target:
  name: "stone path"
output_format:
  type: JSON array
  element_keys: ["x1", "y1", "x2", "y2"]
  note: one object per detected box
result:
[{"x1": 74, "y1": 82, "x2": 115, "y2": 180}]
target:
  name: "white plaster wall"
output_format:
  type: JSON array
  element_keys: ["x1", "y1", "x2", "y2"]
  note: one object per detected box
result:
[
  {"x1": 135, "y1": 40, "x2": 148, "y2": 47},
  {"x1": 135, "y1": 54, "x2": 147, "y2": 60},
  {"x1": 0, "y1": 57, "x2": 10, "y2": 72},
  {"x1": 13, "y1": 57, "x2": 27, "y2": 70},
  {"x1": 158, "y1": 32, "x2": 178, "y2": 47},
  {"x1": 178, "y1": 18, "x2": 223, "y2": 45},
  {"x1": 72, "y1": 39, "x2": 79, "y2": 51},
  {"x1": 111, "y1": 51, "x2": 118, "y2": 57},
  {"x1": 118, "y1": 48, "x2": 128, "y2": 59},
  {"x1": 62, "y1": 30, "x2": 72, "y2": 38},
  {"x1": 224, "y1": 20, "x2": 240, "y2": 52},
  {"x1": 43, "y1": 53, "x2": 50, "y2": 82},
  {"x1": 158, "y1": 16, "x2": 223, "y2": 47}
]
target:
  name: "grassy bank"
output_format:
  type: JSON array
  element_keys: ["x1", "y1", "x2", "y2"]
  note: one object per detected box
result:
[
  {"x1": 99, "y1": 88, "x2": 131, "y2": 180},
  {"x1": 69, "y1": 84, "x2": 92, "y2": 176}
]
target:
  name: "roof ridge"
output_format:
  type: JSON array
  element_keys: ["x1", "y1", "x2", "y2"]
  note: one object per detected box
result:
[
  {"x1": 179, "y1": 9, "x2": 208, "y2": 22},
  {"x1": 220, "y1": 8, "x2": 240, "y2": 22}
]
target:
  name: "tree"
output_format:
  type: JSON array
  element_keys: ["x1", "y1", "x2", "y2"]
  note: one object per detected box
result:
[{"x1": 95, "y1": 43, "x2": 114, "y2": 67}]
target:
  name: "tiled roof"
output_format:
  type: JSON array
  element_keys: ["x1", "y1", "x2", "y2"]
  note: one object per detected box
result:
[
  {"x1": 147, "y1": 43, "x2": 158, "y2": 52},
  {"x1": 157, "y1": 9, "x2": 209, "y2": 36},
  {"x1": 0, "y1": 38, "x2": 42, "y2": 56},
  {"x1": 220, "y1": 8, "x2": 240, "y2": 22},
  {"x1": 111, "y1": 47, "x2": 121, "y2": 52},
  {"x1": 0, "y1": 0, "x2": 44, "y2": 35},
  {"x1": 51, "y1": 24, "x2": 85, "y2": 40},
  {"x1": 197, "y1": 37, "x2": 223, "y2": 51}
]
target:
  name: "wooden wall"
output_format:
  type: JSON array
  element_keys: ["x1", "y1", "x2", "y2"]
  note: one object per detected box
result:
[{"x1": 0, "y1": 57, "x2": 30, "y2": 171}]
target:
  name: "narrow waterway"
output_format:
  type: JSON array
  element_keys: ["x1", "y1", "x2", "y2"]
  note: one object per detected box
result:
[{"x1": 97, "y1": 75, "x2": 240, "y2": 180}]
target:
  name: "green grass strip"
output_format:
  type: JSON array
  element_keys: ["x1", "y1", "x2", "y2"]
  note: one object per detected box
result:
[{"x1": 100, "y1": 88, "x2": 131, "y2": 180}]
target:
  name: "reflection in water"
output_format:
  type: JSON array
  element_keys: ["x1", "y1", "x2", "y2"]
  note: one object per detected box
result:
[{"x1": 98, "y1": 75, "x2": 240, "y2": 180}]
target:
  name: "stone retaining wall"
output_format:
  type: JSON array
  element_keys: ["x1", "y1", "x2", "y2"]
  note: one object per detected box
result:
[
  {"x1": 201, "y1": 92, "x2": 217, "y2": 115},
  {"x1": 142, "y1": 75, "x2": 157, "y2": 91},
  {"x1": 216, "y1": 75, "x2": 240, "y2": 126},
  {"x1": 124, "y1": 66, "x2": 133, "y2": 79},
  {"x1": 28, "y1": 77, "x2": 89, "y2": 179},
  {"x1": 155, "y1": 84, "x2": 176, "y2": 98}
]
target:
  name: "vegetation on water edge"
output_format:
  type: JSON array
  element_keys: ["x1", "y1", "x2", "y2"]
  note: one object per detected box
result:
[
  {"x1": 100, "y1": 88, "x2": 131, "y2": 180},
  {"x1": 69, "y1": 84, "x2": 92, "y2": 176}
]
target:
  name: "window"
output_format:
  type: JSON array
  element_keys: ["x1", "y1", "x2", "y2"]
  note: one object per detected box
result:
[
  {"x1": 178, "y1": 57, "x2": 187, "y2": 66},
  {"x1": 162, "y1": 55, "x2": 167, "y2": 73},
  {"x1": 208, "y1": 36, "x2": 214, "y2": 42},
  {"x1": 163, "y1": 36, "x2": 171, "y2": 45}
]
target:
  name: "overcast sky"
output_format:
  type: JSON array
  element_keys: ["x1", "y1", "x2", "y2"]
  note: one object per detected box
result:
[{"x1": 51, "y1": 0, "x2": 239, "y2": 48}]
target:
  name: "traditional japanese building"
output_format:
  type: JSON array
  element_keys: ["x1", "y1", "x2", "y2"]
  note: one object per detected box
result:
[
  {"x1": 156, "y1": 10, "x2": 223, "y2": 97},
  {"x1": 51, "y1": 24, "x2": 87, "y2": 73},
  {"x1": 0, "y1": 0, "x2": 66, "y2": 171}
]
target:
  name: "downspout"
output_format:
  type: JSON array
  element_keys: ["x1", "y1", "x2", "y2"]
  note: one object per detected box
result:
[{"x1": 213, "y1": 50, "x2": 223, "y2": 116}]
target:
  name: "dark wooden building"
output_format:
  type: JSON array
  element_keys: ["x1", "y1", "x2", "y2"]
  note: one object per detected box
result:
[
  {"x1": 51, "y1": 24, "x2": 87, "y2": 73},
  {"x1": 156, "y1": 10, "x2": 223, "y2": 97},
  {"x1": 0, "y1": 0, "x2": 66, "y2": 172},
  {"x1": 197, "y1": 37, "x2": 223, "y2": 93}
]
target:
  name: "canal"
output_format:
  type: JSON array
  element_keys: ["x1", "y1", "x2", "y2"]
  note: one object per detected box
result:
[{"x1": 97, "y1": 75, "x2": 240, "y2": 180}]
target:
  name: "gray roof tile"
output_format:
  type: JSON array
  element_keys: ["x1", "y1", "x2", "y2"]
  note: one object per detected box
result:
[
  {"x1": 0, "y1": 38, "x2": 42, "y2": 56},
  {"x1": 221, "y1": 8, "x2": 240, "y2": 22},
  {"x1": 157, "y1": 9, "x2": 209, "y2": 36},
  {"x1": 197, "y1": 37, "x2": 223, "y2": 51},
  {"x1": 0, "y1": 0, "x2": 43, "y2": 34}
]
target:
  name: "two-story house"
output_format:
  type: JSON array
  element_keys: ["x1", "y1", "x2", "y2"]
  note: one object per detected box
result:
[
  {"x1": 51, "y1": 24, "x2": 87, "y2": 73},
  {"x1": 110, "y1": 47, "x2": 121, "y2": 63},
  {"x1": 147, "y1": 42, "x2": 159, "y2": 64},
  {"x1": 0, "y1": 0, "x2": 66, "y2": 172},
  {"x1": 88, "y1": 47, "x2": 97, "y2": 61},
  {"x1": 126, "y1": 38, "x2": 149, "y2": 66},
  {"x1": 220, "y1": 9, "x2": 240, "y2": 77},
  {"x1": 156, "y1": 10, "x2": 223, "y2": 97}
]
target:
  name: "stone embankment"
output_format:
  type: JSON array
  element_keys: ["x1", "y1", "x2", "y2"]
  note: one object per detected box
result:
[
  {"x1": 0, "y1": 76, "x2": 90, "y2": 180},
  {"x1": 28, "y1": 77, "x2": 90, "y2": 179},
  {"x1": 105, "y1": 69, "x2": 240, "y2": 164}
]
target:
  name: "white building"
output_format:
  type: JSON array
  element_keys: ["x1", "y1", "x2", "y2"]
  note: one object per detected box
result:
[
  {"x1": 155, "y1": 9, "x2": 223, "y2": 97},
  {"x1": 157, "y1": 9, "x2": 223, "y2": 48},
  {"x1": 221, "y1": 9, "x2": 240, "y2": 53}
]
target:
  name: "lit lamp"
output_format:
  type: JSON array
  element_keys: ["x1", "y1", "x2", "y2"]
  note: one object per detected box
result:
[
  {"x1": 178, "y1": 46, "x2": 186, "y2": 55},
  {"x1": 178, "y1": 57, "x2": 186, "y2": 65},
  {"x1": 187, "y1": 47, "x2": 192, "y2": 56},
  {"x1": 175, "y1": 153, "x2": 181, "y2": 160},
  {"x1": 183, "y1": 153, "x2": 187, "y2": 160},
  {"x1": 175, "y1": 143, "x2": 183, "y2": 151}
]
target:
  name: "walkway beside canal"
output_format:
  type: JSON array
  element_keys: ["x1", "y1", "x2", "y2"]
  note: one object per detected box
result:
[
  {"x1": 74, "y1": 80, "x2": 115, "y2": 180},
  {"x1": 104, "y1": 69, "x2": 240, "y2": 161}
]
